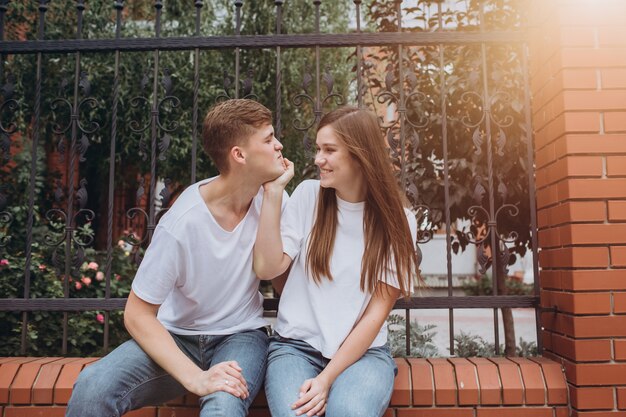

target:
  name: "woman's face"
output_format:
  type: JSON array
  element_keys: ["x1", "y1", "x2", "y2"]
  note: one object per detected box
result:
[{"x1": 314, "y1": 125, "x2": 365, "y2": 202}]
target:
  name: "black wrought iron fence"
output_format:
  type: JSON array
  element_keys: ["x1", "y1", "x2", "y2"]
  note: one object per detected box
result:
[{"x1": 0, "y1": 0, "x2": 539, "y2": 357}]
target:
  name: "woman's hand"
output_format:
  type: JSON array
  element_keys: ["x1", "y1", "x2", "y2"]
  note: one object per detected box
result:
[
  {"x1": 292, "y1": 374, "x2": 330, "y2": 416},
  {"x1": 183, "y1": 360, "x2": 249, "y2": 399},
  {"x1": 263, "y1": 158, "x2": 294, "y2": 193}
]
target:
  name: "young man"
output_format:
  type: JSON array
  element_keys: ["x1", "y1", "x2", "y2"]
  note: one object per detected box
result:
[{"x1": 66, "y1": 99, "x2": 291, "y2": 417}]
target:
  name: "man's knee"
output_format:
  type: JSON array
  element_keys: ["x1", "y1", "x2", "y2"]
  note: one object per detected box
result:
[
  {"x1": 67, "y1": 363, "x2": 115, "y2": 416},
  {"x1": 72, "y1": 363, "x2": 103, "y2": 398},
  {"x1": 200, "y1": 390, "x2": 248, "y2": 417}
]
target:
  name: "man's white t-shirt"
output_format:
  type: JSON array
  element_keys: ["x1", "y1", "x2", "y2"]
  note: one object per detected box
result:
[
  {"x1": 132, "y1": 176, "x2": 284, "y2": 335},
  {"x1": 274, "y1": 180, "x2": 418, "y2": 358}
]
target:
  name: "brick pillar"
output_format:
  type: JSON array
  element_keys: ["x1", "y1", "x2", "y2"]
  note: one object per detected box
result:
[{"x1": 529, "y1": 0, "x2": 626, "y2": 415}]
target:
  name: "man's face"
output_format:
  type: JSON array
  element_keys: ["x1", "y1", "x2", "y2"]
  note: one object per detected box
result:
[{"x1": 241, "y1": 123, "x2": 286, "y2": 182}]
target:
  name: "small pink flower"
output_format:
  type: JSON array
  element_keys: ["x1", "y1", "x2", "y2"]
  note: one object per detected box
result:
[
  {"x1": 87, "y1": 262, "x2": 99, "y2": 270},
  {"x1": 75, "y1": 282, "x2": 82, "y2": 290},
  {"x1": 38, "y1": 264, "x2": 47, "y2": 271},
  {"x1": 115, "y1": 274, "x2": 121, "y2": 281},
  {"x1": 0, "y1": 259, "x2": 9, "y2": 266},
  {"x1": 81, "y1": 276, "x2": 92, "y2": 286},
  {"x1": 96, "y1": 271, "x2": 105, "y2": 281},
  {"x1": 96, "y1": 314, "x2": 104, "y2": 324}
]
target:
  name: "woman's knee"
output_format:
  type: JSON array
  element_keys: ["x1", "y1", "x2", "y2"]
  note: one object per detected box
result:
[{"x1": 325, "y1": 399, "x2": 386, "y2": 417}]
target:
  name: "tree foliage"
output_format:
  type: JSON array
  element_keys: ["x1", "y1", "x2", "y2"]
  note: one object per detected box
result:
[{"x1": 365, "y1": 0, "x2": 531, "y2": 264}]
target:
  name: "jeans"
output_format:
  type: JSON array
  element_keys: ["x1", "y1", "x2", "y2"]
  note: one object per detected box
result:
[
  {"x1": 66, "y1": 328, "x2": 269, "y2": 417},
  {"x1": 264, "y1": 335, "x2": 397, "y2": 417}
]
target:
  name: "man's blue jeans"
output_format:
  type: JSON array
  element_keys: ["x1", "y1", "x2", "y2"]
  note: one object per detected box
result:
[
  {"x1": 264, "y1": 335, "x2": 397, "y2": 417},
  {"x1": 66, "y1": 328, "x2": 269, "y2": 417}
]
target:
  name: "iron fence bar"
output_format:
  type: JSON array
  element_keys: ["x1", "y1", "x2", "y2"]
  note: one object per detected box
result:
[
  {"x1": 521, "y1": 42, "x2": 541, "y2": 352},
  {"x1": 395, "y1": 1, "x2": 411, "y2": 350},
  {"x1": 21, "y1": 0, "x2": 49, "y2": 356},
  {"x1": 354, "y1": 0, "x2": 363, "y2": 108},
  {"x1": 60, "y1": 0, "x2": 87, "y2": 355},
  {"x1": 479, "y1": 2, "x2": 500, "y2": 356},
  {"x1": 0, "y1": 0, "x2": 5, "y2": 45},
  {"x1": 0, "y1": 0, "x2": 8, "y2": 258},
  {"x1": 396, "y1": 0, "x2": 407, "y2": 189},
  {"x1": 275, "y1": 0, "x2": 283, "y2": 139},
  {"x1": 147, "y1": 1, "x2": 162, "y2": 244},
  {"x1": 405, "y1": 308, "x2": 410, "y2": 356},
  {"x1": 0, "y1": 295, "x2": 539, "y2": 312},
  {"x1": 437, "y1": 2, "x2": 455, "y2": 357},
  {"x1": 389, "y1": 0, "x2": 411, "y2": 356},
  {"x1": 191, "y1": 1, "x2": 202, "y2": 183},
  {"x1": 234, "y1": 1, "x2": 242, "y2": 98},
  {"x1": 103, "y1": 0, "x2": 125, "y2": 352},
  {"x1": 314, "y1": 1, "x2": 321, "y2": 124},
  {"x1": 0, "y1": 32, "x2": 528, "y2": 55}
]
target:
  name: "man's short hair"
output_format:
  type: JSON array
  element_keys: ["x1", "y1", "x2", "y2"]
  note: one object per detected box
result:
[{"x1": 202, "y1": 99, "x2": 272, "y2": 174}]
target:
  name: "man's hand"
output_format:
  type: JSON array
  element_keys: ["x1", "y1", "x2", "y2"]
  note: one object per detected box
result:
[
  {"x1": 291, "y1": 375, "x2": 330, "y2": 416},
  {"x1": 183, "y1": 360, "x2": 249, "y2": 399},
  {"x1": 263, "y1": 158, "x2": 294, "y2": 193}
]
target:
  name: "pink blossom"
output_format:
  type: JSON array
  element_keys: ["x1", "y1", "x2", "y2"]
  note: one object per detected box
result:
[
  {"x1": 96, "y1": 314, "x2": 104, "y2": 324},
  {"x1": 87, "y1": 261, "x2": 99, "y2": 270},
  {"x1": 0, "y1": 259, "x2": 9, "y2": 266},
  {"x1": 38, "y1": 264, "x2": 47, "y2": 271},
  {"x1": 75, "y1": 282, "x2": 82, "y2": 290},
  {"x1": 96, "y1": 271, "x2": 105, "y2": 281},
  {"x1": 81, "y1": 276, "x2": 92, "y2": 286},
  {"x1": 115, "y1": 274, "x2": 121, "y2": 281}
]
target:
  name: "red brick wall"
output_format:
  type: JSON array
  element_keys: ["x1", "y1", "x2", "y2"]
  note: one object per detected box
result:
[{"x1": 530, "y1": 0, "x2": 626, "y2": 415}]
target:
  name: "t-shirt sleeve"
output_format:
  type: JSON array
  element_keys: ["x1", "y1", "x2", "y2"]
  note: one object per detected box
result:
[
  {"x1": 131, "y1": 226, "x2": 184, "y2": 305},
  {"x1": 281, "y1": 181, "x2": 315, "y2": 260},
  {"x1": 381, "y1": 209, "x2": 418, "y2": 294}
]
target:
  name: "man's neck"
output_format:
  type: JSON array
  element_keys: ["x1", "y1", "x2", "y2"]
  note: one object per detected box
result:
[{"x1": 200, "y1": 174, "x2": 261, "y2": 230}]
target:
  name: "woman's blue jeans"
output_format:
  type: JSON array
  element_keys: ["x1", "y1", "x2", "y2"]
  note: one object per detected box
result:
[
  {"x1": 66, "y1": 328, "x2": 269, "y2": 417},
  {"x1": 264, "y1": 335, "x2": 397, "y2": 417}
]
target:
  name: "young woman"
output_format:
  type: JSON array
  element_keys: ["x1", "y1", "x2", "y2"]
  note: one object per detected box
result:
[{"x1": 254, "y1": 106, "x2": 419, "y2": 417}]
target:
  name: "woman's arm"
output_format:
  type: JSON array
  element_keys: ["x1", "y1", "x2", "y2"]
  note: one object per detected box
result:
[
  {"x1": 253, "y1": 159, "x2": 294, "y2": 280},
  {"x1": 291, "y1": 282, "x2": 400, "y2": 417}
]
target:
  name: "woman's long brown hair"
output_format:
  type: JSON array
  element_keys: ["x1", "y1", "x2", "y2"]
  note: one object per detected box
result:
[{"x1": 306, "y1": 106, "x2": 419, "y2": 297}]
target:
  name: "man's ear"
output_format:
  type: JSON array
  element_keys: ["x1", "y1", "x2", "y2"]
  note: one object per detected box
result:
[{"x1": 230, "y1": 146, "x2": 246, "y2": 166}]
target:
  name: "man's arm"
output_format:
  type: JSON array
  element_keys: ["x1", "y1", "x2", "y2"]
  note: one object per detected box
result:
[{"x1": 124, "y1": 290, "x2": 249, "y2": 399}]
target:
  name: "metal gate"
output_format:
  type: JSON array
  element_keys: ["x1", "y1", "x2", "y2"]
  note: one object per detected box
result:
[{"x1": 0, "y1": 0, "x2": 539, "y2": 357}]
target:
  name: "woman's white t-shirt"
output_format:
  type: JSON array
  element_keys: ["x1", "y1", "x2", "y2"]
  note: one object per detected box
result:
[
  {"x1": 274, "y1": 180, "x2": 418, "y2": 358},
  {"x1": 132, "y1": 176, "x2": 284, "y2": 335}
]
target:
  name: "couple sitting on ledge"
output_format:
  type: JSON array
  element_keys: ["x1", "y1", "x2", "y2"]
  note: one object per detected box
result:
[{"x1": 66, "y1": 99, "x2": 420, "y2": 417}]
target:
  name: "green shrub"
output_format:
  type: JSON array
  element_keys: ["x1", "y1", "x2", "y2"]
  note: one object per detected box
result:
[
  {"x1": 461, "y1": 274, "x2": 533, "y2": 296},
  {"x1": 387, "y1": 314, "x2": 439, "y2": 357},
  {"x1": 0, "y1": 243, "x2": 137, "y2": 356},
  {"x1": 452, "y1": 331, "x2": 538, "y2": 357}
]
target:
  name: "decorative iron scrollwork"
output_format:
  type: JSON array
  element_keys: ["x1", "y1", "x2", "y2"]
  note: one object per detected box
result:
[
  {"x1": 216, "y1": 67, "x2": 259, "y2": 102},
  {"x1": 46, "y1": 69, "x2": 100, "y2": 278}
]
